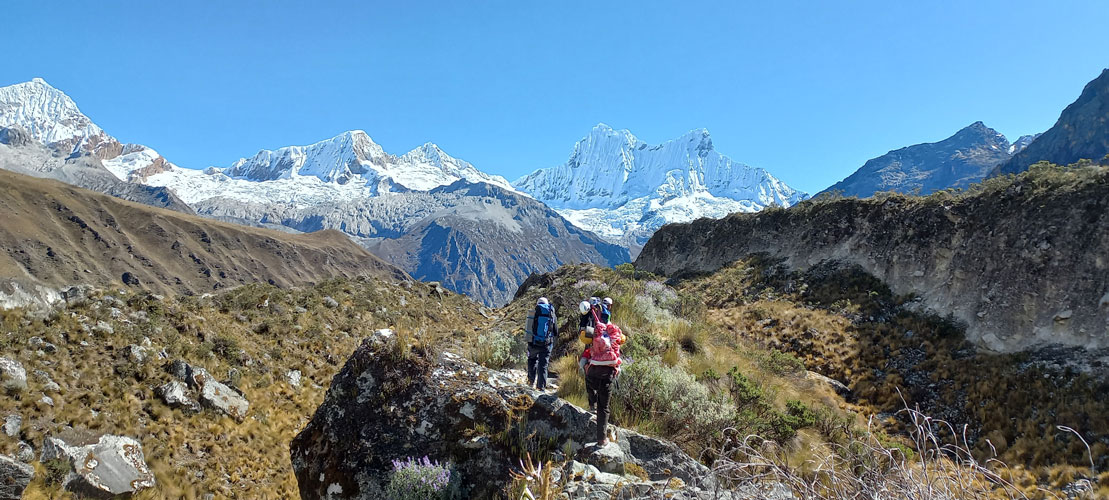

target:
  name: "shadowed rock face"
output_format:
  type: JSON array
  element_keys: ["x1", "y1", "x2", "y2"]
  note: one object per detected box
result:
[
  {"x1": 637, "y1": 173, "x2": 1109, "y2": 353},
  {"x1": 997, "y1": 68, "x2": 1109, "y2": 175},
  {"x1": 290, "y1": 331, "x2": 782, "y2": 499}
]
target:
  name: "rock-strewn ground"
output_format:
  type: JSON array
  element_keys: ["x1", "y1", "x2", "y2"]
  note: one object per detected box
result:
[{"x1": 291, "y1": 329, "x2": 791, "y2": 499}]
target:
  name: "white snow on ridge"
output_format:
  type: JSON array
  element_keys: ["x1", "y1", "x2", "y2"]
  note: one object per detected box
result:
[
  {"x1": 0, "y1": 78, "x2": 107, "y2": 152},
  {"x1": 0, "y1": 79, "x2": 517, "y2": 209},
  {"x1": 140, "y1": 132, "x2": 517, "y2": 208},
  {"x1": 102, "y1": 146, "x2": 163, "y2": 181},
  {"x1": 514, "y1": 123, "x2": 806, "y2": 251}
]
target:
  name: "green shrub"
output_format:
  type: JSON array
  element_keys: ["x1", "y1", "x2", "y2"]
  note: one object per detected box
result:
[
  {"x1": 728, "y1": 367, "x2": 763, "y2": 405},
  {"x1": 613, "y1": 357, "x2": 735, "y2": 443},
  {"x1": 620, "y1": 328, "x2": 666, "y2": 360},
  {"x1": 472, "y1": 330, "x2": 522, "y2": 369},
  {"x1": 756, "y1": 349, "x2": 805, "y2": 375}
]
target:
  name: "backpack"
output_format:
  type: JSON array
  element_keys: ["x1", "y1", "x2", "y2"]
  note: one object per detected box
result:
[
  {"x1": 589, "y1": 321, "x2": 620, "y2": 366},
  {"x1": 531, "y1": 303, "x2": 555, "y2": 345}
]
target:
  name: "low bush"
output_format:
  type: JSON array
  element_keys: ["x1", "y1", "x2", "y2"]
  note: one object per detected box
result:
[
  {"x1": 472, "y1": 330, "x2": 523, "y2": 369},
  {"x1": 612, "y1": 357, "x2": 735, "y2": 445},
  {"x1": 385, "y1": 456, "x2": 455, "y2": 500}
]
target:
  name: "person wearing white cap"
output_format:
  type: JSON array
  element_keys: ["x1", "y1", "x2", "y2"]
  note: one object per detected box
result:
[
  {"x1": 601, "y1": 297, "x2": 614, "y2": 323},
  {"x1": 526, "y1": 297, "x2": 557, "y2": 390}
]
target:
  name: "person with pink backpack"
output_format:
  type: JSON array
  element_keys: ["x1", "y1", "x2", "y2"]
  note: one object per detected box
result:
[{"x1": 582, "y1": 300, "x2": 624, "y2": 446}]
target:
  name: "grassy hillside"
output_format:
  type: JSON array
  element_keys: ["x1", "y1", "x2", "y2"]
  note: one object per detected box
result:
[
  {"x1": 0, "y1": 277, "x2": 486, "y2": 499},
  {"x1": 0, "y1": 168, "x2": 406, "y2": 302},
  {"x1": 505, "y1": 262, "x2": 1107, "y2": 498}
]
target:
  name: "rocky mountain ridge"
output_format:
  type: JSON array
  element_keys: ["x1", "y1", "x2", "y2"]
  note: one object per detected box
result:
[
  {"x1": 514, "y1": 124, "x2": 807, "y2": 255},
  {"x1": 997, "y1": 68, "x2": 1109, "y2": 175},
  {"x1": 0, "y1": 125, "x2": 194, "y2": 213},
  {"x1": 822, "y1": 121, "x2": 1038, "y2": 198}
]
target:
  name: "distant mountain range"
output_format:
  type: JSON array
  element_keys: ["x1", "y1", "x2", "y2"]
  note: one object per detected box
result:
[
  {"x1": 0, "y1": 79, "x2": 633, "y2": 305},
  {"x1": 514, "y1": 124, "x2": 807, "y2": 256},
  {"x1": 5, "y1": 67, "x2": 1104, "y2": 305},
  {"x1": 822, "y1": 122, "x2": 1039, "y2": 198},
  {"x1": 829, "y1": 68, "x2": 1109, "y2": 198}
]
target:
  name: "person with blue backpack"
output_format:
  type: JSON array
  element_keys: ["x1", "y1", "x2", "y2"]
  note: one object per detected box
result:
[{"x1": 526, "y1": 297, "x2": 558, "y2": 390}]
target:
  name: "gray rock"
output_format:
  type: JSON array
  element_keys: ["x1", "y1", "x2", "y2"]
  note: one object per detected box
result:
[
  {"x1": 584, "y1": 441, "x2": 626, "y2": 475},
  {"x1": 0, "y1": 454, "x2": 34, "y2": 500},
  {"x1": 39, "y1": 394, "x2": 54, "y2": 406},
  {"x1": 2, "y1": 415, "x2": 19, "y2": 438},
  {"x1": 157, "y1": 380, "x2": 201, "y2": 414},
  {"x1": 0, "y1": 358, "x2": 27, "y2": 393},
  {"x1": 120, "y1": 344, "x2": 149, "y2": 364},
  {"x1": 16, "y1": 442, "x2": 34, "y2": 463},
  {"x1": 286, "y1": 369, "x2": 302, "y2": 388},
  {"x1": 805, "y1": 370, "x2": 852, "y2": 397},
  {"x1": 184, "y1": 364, "x2": 249, "y2": 421},
  {"x1": 92, "y1": 321, "x2": 114, "y2": 335},
  {"x1": 42, "y1": 432, "x2": 156, "y2": 498},
  {"x1": 323, "y1": 296, "x2": 339, "y2": 308}
]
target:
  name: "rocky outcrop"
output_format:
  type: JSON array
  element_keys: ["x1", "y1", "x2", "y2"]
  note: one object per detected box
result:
[
  {"x1": 41, "y1": 431, "x2": 156, "y2": 498},
  {"x1": 0, "y1": 454, "x2": 33, "y2": 500},
  {"x1": 0, "y1": 358, "x2": 26, "y2": 393},
  {"x1": 291, "y1": 330, "x2": 782, "y2": 499},
  {"x1": 637, "y1": 172, "x2": 1109, "y2": 353},
  {"x1": 997, "y1": 68, "x2": 1109, "y2": 175}
]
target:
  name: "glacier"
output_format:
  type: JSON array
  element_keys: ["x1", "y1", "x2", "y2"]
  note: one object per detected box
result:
[{"x1": 513, "y1": 124, "x2": 807, "y2": 254}]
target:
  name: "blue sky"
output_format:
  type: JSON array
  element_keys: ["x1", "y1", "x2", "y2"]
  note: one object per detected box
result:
[{"x1": 2, "y1": 1, "x2": 1106, "y2": 193}]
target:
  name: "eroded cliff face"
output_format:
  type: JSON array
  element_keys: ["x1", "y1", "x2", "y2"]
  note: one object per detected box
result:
[{"x1": 636, "y1": 169, "x2": 1109, "y2": 353}]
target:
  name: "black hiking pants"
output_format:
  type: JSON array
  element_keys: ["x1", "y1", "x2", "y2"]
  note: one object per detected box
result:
[
  {"x1": 527, "y1": 342, "x2": 553, "y2": 389},
  {"x1": 585, "y1": 365, "x2": 617, "y2": 443}
]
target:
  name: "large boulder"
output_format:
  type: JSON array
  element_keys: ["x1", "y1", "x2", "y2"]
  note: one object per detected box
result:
[
  {"x1": 0, "y1": 358, "x2": 26, "y2": 393},
  {"x1": 290, "y1": 331, "x2": 783, "y2": 499},
  {"x1": 41, "y1": 431, "x2": 155, "y2": 498},
  {"x1": 0, "y1": 454, "x2": 33, "y2": 500}
]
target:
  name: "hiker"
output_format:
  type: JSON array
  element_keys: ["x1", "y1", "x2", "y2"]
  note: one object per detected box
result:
[
  {"x1": 577, "y1": 299, "x2": 599, "y2": 346},
  {"x1": 526, "y1": 297, "x2": 557, "y2": 390},
  {"x1": 585, "y1": 320, "x2": 623, "y2": 446},
  {"x1": 576, "y1": 299, "x2": 597, "y2": 404},
  {"x1": 601, "y1": 297, "x2": 613, "y2": 323}
]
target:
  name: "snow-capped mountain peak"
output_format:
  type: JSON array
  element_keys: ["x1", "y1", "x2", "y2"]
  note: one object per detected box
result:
[
  {"x1": 223, "y1": 130, "x2": 388, "y2": 184},
  {"x1": 216, "y1": 131, "x2": 514, "y2": 193},
  {"x1": 514, "y1": 125, "x2": 806, "y2": 254},
  {"x1": 0, "y1": 78, "x2": 110, "y2": 155}
]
